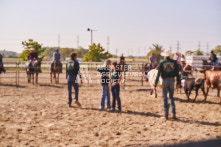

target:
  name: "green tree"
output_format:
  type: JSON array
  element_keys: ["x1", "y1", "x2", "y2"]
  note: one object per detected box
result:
[
  {"x1": 212, "y1": 45, "x2": 221, "y2": 55},
  {"x1": 185, "y1": 50, "x2": 194, "y2": 56},
  {"x1": 83, "y1": 43, "x2": 112, "y2": 62},
  {"x1": 146, "y1": 44, "x2": 164, "y2": 63},
  {"x1": 20, "y1": 39, "x2": 45, "y2": 61},
  {"x1": 194, "y1": 50, "x2": 203, "y2": 56}
]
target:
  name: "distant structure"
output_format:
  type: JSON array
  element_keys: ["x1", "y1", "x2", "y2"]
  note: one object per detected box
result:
[
  {"x1": 198, "y1": 41, "x2": 201, "y2": 51},
  {"x1": 58, "y1": 34, "x2": 60, "y2": 48},
  {"x1": 77, "y1": 35, "x2": 79, "y2": 48},
  {"x1": 107, "y1": 36, "x2": 109, "y2": 52},
  {"x1": 207, "y1": 42, "x2": 209, "y2": 53},
  {"x1": 176, "y1": 41, "x2": 180, "y2": 53}
]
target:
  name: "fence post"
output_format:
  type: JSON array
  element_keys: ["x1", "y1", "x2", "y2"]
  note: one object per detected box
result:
[
  {"x1": 141, "y1": 63, "x2": 143, "y2": 86},
  {"x1": 16, "y1": 62, "x2": 18, "y2": 86}
]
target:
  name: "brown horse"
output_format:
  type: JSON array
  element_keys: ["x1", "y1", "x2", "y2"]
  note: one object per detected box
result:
[
  {"x1": 26, "y1": 60, "x2": 42, "y2": 84},
  {"x1": 50, "y1": 60, "x2": 61, "y2": 84}
]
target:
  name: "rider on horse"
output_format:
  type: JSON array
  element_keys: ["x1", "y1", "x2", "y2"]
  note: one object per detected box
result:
[
  {"x1": 180, "y1": 57, "x2": 192, "y2": 79},
  {"x1": 0, "y1": 53, "x2": 6, "y2": 73},
  {"x1": 51, "y1": 49, "x2": 62, "y2": 73},
  {"x1": 209, "y1": 51, "x2": 218, "y2": 66},
  {"x1": 149, "y1": 53, "x2": 156, "y2": 69},
  {"x1": 27, "y1": 48, "x2": 38, "y2": 69}
]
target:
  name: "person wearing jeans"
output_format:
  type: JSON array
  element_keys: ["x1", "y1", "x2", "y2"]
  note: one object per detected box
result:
[
  {"x1": 154, "y1": 50, "x2": 180, "y2": 120},
  {"x1": 97, "y1": 60, "x2": 111, "y2": 110},
  {"x1": 162, "y1": 79, "x2": 176, "y2": 118},
  {"x1": 110, "y1": 62, "x2": 122, "y2": 112},
  {"x1": 66, "y1": 52, "x2": 82, "y2": 107}
]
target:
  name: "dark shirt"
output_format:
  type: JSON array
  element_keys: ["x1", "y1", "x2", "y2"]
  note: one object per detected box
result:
[
  {"x1": 155, "y1": 57, "x2": 180, "y2": 87},
  {"x1": 66, "y1": 59, "x2": 81, "y2": 82},
  {"x1": 209, "y1": 54, "x2": 218, "y2": 63},
  {"x1": 0, "y1": 54, "x2": 2, "y2": 62},
  {"x1": 52, "y1": 52, "x2": 61, "y2": 62},
  {"x1": 97, "y1": 67, "x2": 110, "y2": 85},
  {"x1": 28, "y1": 52, "x2": 38, "y2": 60},
  {"x1": 111, "y1": 71, "x2": 121, "y2": 84}
]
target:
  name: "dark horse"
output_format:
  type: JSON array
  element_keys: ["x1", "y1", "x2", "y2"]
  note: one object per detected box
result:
[
  {"x1": 202, "y1": 59, "x2": 221, "y2": 70},
  {"x1": 26, "y1": 60, "x2": 42, "y2": 84},
  {"x1": 0, "y1": 62, "x2": 6, "y2": 74},
  {"x1": 50, "y1": 60, "x2": 61, "y2": 84}
]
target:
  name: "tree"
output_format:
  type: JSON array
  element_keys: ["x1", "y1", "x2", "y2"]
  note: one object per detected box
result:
[
  {"x1": 83, "y1": 43, "x2": 112, "y2": 62},
  {"x1": 212, "y1": 45, "x2": 221, "y2": 55},
  {"x1": 185, "y1": 50, "x2": 194, "y2": 56},
  {"x1": 20, "y1": 39, "x2": 45, "y2": 61},
  {"x1": 194, "y1": 50, "x2": 203, "y2": 56},
  {"x1": 146, "y1": 44, "x2": 164, "y2": 63}
]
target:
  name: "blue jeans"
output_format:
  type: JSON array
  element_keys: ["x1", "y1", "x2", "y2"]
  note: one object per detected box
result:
[
  {"x1": 162, "y1": 79, "x2": 176, "y2": 118},
  {"x1": 67, "y1": 76, "x2": 79, "y2": 103},
  {"x1": 111, "y1": 84, "x2": 121, "y2": 110},
  {"x1": 100, "y1": 84, "x2": 110, "y2": 109}
]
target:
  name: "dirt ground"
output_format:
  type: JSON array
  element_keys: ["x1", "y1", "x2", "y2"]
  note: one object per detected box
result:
[{"x1": 0, "y1": 71, "x2": 220, "y2": 146}]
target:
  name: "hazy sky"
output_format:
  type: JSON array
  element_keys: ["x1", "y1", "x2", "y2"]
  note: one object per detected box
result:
[{"x1": 0, "y1": 0, "x2": 221, "y2": 56}]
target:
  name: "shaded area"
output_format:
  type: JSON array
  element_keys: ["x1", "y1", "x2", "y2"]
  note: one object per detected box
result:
[
  {"x1": 72, "y1": 107, "x2": 221, "y2": 127},
  {"x1": 174, "y1": 97, "x2": 221, "y2": 105},
  {"x1": 39, "y1": 84, "x2": 64, "y2": 88},
  {"x1": 136, "y1": 88, "x2": 152, "y2": 92},
  {"x1": 0, "y1": 84, "x2": 26, "y2": 88}
]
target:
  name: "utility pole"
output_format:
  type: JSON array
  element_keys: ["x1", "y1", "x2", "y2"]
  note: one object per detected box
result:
[
  {"x1": 207, "y1": 42, "x2": 209, "y2": 53},
  {"x1": 176, "y1": 41, "x2": 180, "y2": 53},
  {"x1": 170, "y1": 45, "x2": 172, "y2": 52},
  {"x1": 77, "y1": 35, "x2": 79, "y2": 48},
  {"x1": 116, "y1": 48, "x2": 118, "y2": 57},
  {"x1": 107, "y1": 36, "x2": 109, "y2": 52},
  {"x1": 58, "y1": 34, "x2": 60, "y2": 48},
  {"x1": 138, "y1": 48, "x2": 140, "y2": 58},
  {"x1": 198, "y1": 41, "x2": 201, "y2": 51}
]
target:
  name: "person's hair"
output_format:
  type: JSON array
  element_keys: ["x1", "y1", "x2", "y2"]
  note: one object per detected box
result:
[
  {"x1": 70, "y1": 52, "x2": 77, "y2": 60},
  {"x1": 211, "y1": 51, "x2": 214, "y2": 54},
  {"x1": 104, "y1": 59, "x2": 111, "y2": 67},
  {"x1": 112, "y1": 62, "x2": 120, "y2": 72}
]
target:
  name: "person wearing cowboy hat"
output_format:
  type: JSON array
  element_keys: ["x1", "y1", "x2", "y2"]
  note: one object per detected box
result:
[
  {"x1": 180, "y1": 58, "x2": 192, "y2": 79},
  {"x1": 153, "y1": 50, "x2": 180, "y2": 120},
  {"x1": 51, "y1": 49, "x2": 62, "y2": 73},
  {"x1": 27, "y1": 48, "x2": 38, "y2": 68}
]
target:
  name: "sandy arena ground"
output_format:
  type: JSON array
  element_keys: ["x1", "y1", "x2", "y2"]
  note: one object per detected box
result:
[{"x1": 0, "y1": 71, "x2": 220, "y2": 146}]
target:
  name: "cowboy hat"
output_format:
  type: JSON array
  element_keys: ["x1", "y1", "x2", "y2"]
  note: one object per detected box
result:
[
  {"x1": 160, "y1": 50, "x2": 171, "y2": 57},
  {"x1": 29, "y1": 48, "x2": 35, "y2": 51},
  {"x1": 180, "y1": 58, "x2": 185, "y2": 62}
]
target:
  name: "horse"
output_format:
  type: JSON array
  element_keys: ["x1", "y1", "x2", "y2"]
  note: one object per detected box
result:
[
  {"x1": 0, "y1": 62, "x2": 6, "y2": 74},
  {"x1": 50, "y1": 60, "x2": 61, "y2": 84},
  {"x1": 202, "y1": 59, "x2": 221, "y2": 70},
  {"x1": 144, "y1": 61, "x2": 158, "y2": 81},
  {"x1": 26, "y1": 59, "x2": 42, "y2": 84}
]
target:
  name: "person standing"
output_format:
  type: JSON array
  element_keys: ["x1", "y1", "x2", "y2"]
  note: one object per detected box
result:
[
  {"x1": 173, "y1": 52, "x2": 181, "y2": 64},
  {"x1": 110, "y1": 62, "x2": 122, "y2": 112},
  {"x1": 97, "y1": 60, "x2": 111, "y2": 110},
  {"x1": 209, "y1": 51, "x2": 218, "y2": 66},
  {"x1": 51, "y1": 49, "x2": 62, "y2": 73},
  {"x1": 153, "y1": 50, "x2": 180, "y2": 120},
  {"x1": 66, "y1": 52, "x2": 83, "y2": 107}
]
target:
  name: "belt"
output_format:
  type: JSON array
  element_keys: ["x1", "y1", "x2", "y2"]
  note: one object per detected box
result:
[{"x1": 164, "y1": 77, "x2": 174, "y2": 80}]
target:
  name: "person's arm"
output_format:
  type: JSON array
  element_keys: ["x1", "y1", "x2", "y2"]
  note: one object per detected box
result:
[
  {"x1": 175, "y1": 62, "x2": 181, "y2": 86},
  {"x1": 154, "y1": 64, "x2": 162, "y2": 87},
  {"x1": 76, "y1": 61, "x2": 82, "y2": 83}
]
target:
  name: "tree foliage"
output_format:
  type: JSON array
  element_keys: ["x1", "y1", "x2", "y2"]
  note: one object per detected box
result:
[
  {"x1": 185, "y1": 50, "x2": 204, "y2": 56},
  {"x1": 83, "y1": 43, "x2": 112, "y2": 62},
  {"x1": 20, "y1": 39, "x2": 45, "y2": 61},
  {"x1": 146, "y1": 44, "x2": 164, "y2": 63},
  {"x1": 212, "y1": 45, "x2": 221, "y2": 55}
]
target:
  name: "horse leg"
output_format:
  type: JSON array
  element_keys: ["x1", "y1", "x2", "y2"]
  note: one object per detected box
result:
[
  {"x1": 50, "y1": 73, "x2": 52, "y2": 84},
  {"x1": 36, "y1": 73, "x2": 38, "y2": 84},
  {"x1": 27, "y1": 73, "x2": 30, "y2": 83},
  {"x1": 202, "y1": 86, "x2": 207, "y2": 103},
  {"x1": 193, "y1": 88, "x2": 199, "y2": 102},
  {"x1": 32, "y1": 74, "x2": 34, "y2": 85},
  {"x1": 58, "y1": 73, "x2": 59, "y2": 84}
]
